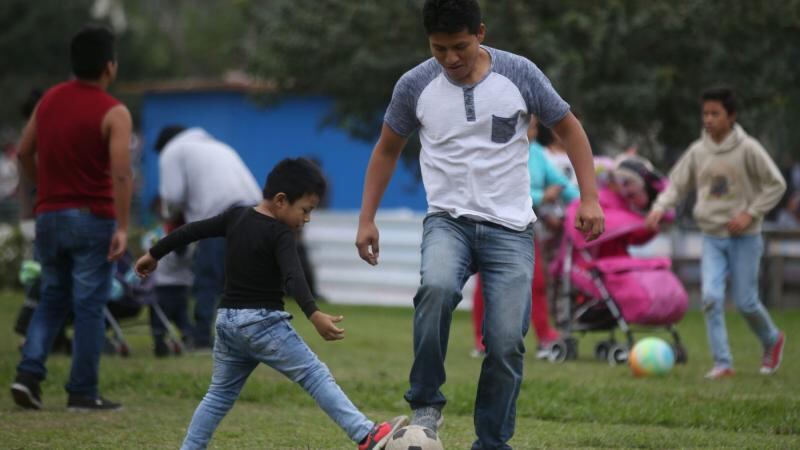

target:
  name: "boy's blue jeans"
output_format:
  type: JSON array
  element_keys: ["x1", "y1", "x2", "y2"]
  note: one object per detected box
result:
[
  {"x1": 181, "y1": 309, "x2": 373, "y2": 450},
  {"x1": 701, "y1": 234, "x2": 779, "y2": 369},
  {"x1": 404, "y1": 213, "x2": 534, "y2": 450},
  {"x1": 17, "y1": 209, "x2": 115, "y2": 397}
]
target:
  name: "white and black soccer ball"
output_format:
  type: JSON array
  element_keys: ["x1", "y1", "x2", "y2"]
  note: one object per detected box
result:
[{"x1": 384, "y1": 425, "x2": 444, "y2": 450}]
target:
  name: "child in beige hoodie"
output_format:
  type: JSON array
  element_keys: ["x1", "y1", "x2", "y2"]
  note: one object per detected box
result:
[{"x1": 646, "y1": 87, "x2": 786, "y2": 379}]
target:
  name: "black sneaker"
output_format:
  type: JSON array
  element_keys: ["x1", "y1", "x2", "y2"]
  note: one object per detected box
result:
[
  {"x1": 67, "y1": 394, "x2": 122, "y2": 412},
  {"x1": 10, "y1": 373, "x2": 42, "y2": 410}
]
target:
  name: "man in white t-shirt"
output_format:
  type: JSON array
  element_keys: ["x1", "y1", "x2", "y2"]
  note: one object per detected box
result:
[
  {"x1": 355, "y1": 1, "x2": 604, "y2": 448},
  {"x1": 155, "y1": 126, "x2": 262, "y2": 350}
]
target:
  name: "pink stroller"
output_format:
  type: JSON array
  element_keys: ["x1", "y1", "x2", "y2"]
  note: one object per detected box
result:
[{"x1": 547, "y1": 188, "x2": 689, "y2": 365}]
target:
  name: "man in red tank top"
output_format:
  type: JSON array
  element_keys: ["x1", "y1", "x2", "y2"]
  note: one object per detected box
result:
[{"x1": 11, "y1": 25, "x2": 132, "y2": 412}]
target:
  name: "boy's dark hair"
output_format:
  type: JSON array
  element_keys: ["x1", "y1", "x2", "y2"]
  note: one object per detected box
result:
[
  {"x1": 536, "y1": 122, "x2": 554, "y2": 147},
  {"x1": 423, "y1": 0, "x2": 481, "y2": 35},
  {"x1": 701, "y1": 87, "x2": 737, "y2": 115},
  {"x1": 154, "y1": 125, "x2": 187, "y2": 153},
  {"x1": 263, "y1": 158, "x2": 327, "y2": 203},
  {"x1": 70, "y1": 25, "x2": 116, "y2": 80}
]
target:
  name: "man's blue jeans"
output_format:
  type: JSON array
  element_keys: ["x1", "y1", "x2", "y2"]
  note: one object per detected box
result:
[
  {"x1": 17, "y1": 209, "x2": 114, "y2": 397},
  {"x1": 701, "y1": 234, "x2": 779, "y2": 369},
  {"x1": 404, "y1": 213, "x2": 534, "y2": 450},
  {"x1": 181, "y1": 309, "x2": 373, "y2": 450},
  {"x1": 192, "y1": 237, "x2": 225, "y2": 347}
]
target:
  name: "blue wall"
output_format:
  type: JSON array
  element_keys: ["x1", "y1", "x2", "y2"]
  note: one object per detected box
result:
[{"x1": 139, "y1": 91, "x2": 426, "y2": 216}]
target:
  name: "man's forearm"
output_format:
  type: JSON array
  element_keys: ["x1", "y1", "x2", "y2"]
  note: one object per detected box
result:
[
  {"x1": 558, "y1": 117, "x2": 599, "y2": 201},
  {"x1": 19, "y1": 153, "x2": 37, "y2": 184},
  {"x1": 112, "y1": 172, "x2": 132, "y2": 231},
  {"x1": 359, "y1": 149, "x2": 399, "y2": 223}
]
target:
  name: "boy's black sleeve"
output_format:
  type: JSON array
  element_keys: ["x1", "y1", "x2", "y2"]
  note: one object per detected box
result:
[
  {"x1": 274, "y1": 229, "x2": 319, "y2": 318},
  {"x1": 150, "y1": 209, "x2": 232, "y2": 260}
]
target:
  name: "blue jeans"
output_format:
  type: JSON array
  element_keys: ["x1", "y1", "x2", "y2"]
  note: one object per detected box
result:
[
  {"x1": 181, "y1": 309, "x2": 373, "y2": 450},
  {"x1": 17, "y1": 209, "x2": 114, "y2": 397},
  {"x1": 192, "y1": 237, "x2": 225, "y2": 347},
  {"x1": 701, "y1": 234, "x2": 779, "y2": 368},
  {"x1": 405, "y1": 213, "x2": 534, "y2": 450}
]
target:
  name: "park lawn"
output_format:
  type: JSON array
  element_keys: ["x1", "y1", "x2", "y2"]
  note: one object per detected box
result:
[{"x1": 0, "y1": 290, "x2": 797, "y2": 449}]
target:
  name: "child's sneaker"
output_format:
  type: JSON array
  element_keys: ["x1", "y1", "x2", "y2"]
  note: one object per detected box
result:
[
  {"x1": 760, "y1": 331, "x2": 785, "y2": 375},
  {"x1": 358, "y1": 415, "x2": 408, "y2": 450},
  {"x1": 704, "y1": 366, "x2": 735, "y2": 380}
]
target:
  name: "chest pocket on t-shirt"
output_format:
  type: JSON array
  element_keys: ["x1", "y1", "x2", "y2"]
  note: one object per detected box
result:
[{"x1": 491, "y1": 113, "x2": 518, "y2": 143}]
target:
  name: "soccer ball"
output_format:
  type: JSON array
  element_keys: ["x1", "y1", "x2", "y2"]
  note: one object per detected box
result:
[
  {"x1": 629, "y1": 337, "x2": 675, "y2": 377},
  {"x1": 385, "y1": 425, "x2": 444, "y2": 450}
]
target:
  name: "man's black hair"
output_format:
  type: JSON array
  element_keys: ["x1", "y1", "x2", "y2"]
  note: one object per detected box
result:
[
  {"x1": 70, "y1": 25, "x2": 116, "y2": 80},
  {"x1": 263, "y1": 158, "x2": 327, "y2": 203},
  {"x1": 20, "y1": 89, "x2": 43, "y2": 119},
  {"x1": 536, "y1": 122, "x2": 554, "y2": 147},
  {"x1": 702, "y1": 87, "x2": 737, "y2": 116},
  {"x1": 154, "y1": 125, "x2": 188, "y2": 153},
  {"x1": 423, "y1": 0, "x2": 481, "y2": 35}
]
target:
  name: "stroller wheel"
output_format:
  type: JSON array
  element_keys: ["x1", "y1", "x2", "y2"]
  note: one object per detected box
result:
[
  {"x1": 594, "y1": 342, "x2": 610, "y2": 361},
  {"x1": 607, "y1": 344, "x2": 628, "y2": 366},
  {"x1": 673, "y1": 343, "x2": 688, "y2": 364},
  {"x1": 547, "y1": 340, "x2": 569, "y2": 363}
]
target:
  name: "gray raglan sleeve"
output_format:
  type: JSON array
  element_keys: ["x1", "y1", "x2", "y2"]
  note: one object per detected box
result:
[
  {"x1": 495, "y1": 51, "x2": 570, "y2": 127},
  {"x1": 383, "y1": 60, "x2": 440, "y2": 137}
]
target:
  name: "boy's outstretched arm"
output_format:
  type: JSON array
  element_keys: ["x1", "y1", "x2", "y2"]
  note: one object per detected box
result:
[
  {"x1": 356, "y1": 123, "x2": 408, "y2": 265},
  {"x1": 551, "y1": 112, "x2": 604, "y2": 241},
  {"x1": 646, "y1": 150, "x2": 695, "y2": 229}
]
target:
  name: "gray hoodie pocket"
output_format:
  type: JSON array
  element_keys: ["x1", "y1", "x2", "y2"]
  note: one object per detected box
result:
[{"x1": 491, "y1": 114, "x2": 517, "y2": 143}]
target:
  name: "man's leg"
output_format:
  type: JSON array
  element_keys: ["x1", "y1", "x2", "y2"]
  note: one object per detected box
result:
[
  {"x1": 13, "y1": 214, "x2": 71, "y2": 409},
  {"x1": 405, "y1": 214, "x2": 474, "y2": 416},
  {"x1": 701, "y1": 235, "x2": 733, "y2": 370},
  {"x1": 472, "y1": 223, "x2": 534, "y2": 450},
  {"x1": 192, "y1": 237, "x2": 225, "y2": 348},
  {"x1": 66, "y1": 215, "x2": 114, "y2": 399}
]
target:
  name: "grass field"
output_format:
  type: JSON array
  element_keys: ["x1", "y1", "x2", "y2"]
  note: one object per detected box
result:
[{"x1": 0, "y1": 290, "x2": 797, "y2": 449}]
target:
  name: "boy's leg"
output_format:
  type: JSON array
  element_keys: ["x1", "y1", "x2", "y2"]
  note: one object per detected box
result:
[
  {"x1": 182, "y1": 316, "x2": 257, "y2": 450},
  {"x1": 473, "y1": 223, "x2": 534, "y2": 450},
  {"x1": 729, "y1": 235, "x2": 780, "y2": 348},
  {"x1": 252, "y1": 311, "x2": 374, "y2": 442},
  {"x1": 701, "y1": 235, "x2": 733, "y2": 369},
  {"x1": 405, "y1": 214, "x2": 474, "y2": 415}
]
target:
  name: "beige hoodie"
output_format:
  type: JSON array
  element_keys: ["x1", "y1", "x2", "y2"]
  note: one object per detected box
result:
[{"x1": 652, "y1": 123, "x2": 786, "y2": 237}]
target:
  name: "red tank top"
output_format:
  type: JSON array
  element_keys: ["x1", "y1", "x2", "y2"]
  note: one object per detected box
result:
[{"x1": 34, "y1": 80, "x2": 121, "y2": 218}]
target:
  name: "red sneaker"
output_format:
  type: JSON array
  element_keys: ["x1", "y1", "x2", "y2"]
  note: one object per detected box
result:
[
  {"x1": 760, "y1": 331, "x2": 785, "y2": 375},
  {"x1": 358, "y1": 416, "x2": 408, "y2": 450},
  {"x1": 704, "y1": 366, "x2": 735, "y2": 380}
]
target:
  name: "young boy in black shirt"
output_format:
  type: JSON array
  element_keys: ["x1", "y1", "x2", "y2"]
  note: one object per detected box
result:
[{"x1": 136, "y1": 158, "x2": 406, "y2": 450}]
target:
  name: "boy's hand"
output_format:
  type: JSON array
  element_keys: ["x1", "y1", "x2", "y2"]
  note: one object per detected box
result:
[
  {"x1": 727, "y1": 212, "x2": 753, "y2": 235},
  {"x1": 356, "y1": 220, "x2": 380, "y2": 266},
  {"x1": 135, "y1": 252, "x2": 158, "y2": 278},
  {"x1": 310, "y1": 311, "x2": 345, "y2": 341},
  {"x1": 645, "y1": 209, "x2": 664, "y2": 230},
  {"x1": 575, "y1": 199, "x2": 604, "y2": 241}
]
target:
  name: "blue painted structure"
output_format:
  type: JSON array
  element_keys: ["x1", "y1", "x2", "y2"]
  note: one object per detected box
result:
[{"x1": 138, "y1": 91, "x2": 426, "y2": 216}]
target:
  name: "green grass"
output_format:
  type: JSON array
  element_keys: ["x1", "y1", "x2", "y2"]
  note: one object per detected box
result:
[{"x1": 0, "y1": 290, "x2": 797, "y2": 449}]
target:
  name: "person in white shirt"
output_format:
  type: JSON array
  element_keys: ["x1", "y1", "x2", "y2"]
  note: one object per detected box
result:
[{"x1": 154, "y1": 126, "x2": 262, "y2": 349}]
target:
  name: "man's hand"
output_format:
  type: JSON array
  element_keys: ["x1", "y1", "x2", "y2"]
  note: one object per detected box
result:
[
  {"x1": 355, "y1": 220, "x2": 380, "y2": 265},
  {"x1": 542, "y1": 185, "x2": 563, "y2": 204},
  {"x1": 575, "y1": 199, "x2": 604, "y2": 241},
  {"x1": 645, "y1": 209, "x2": 664, "y2": 230},
  {"x1": 310, "y1": 311, "x2": 345, "y2": 341},
  {"x1": 135, "y1": 252, "x2": 158, "y2": 278},
  {"x1": 727, "y1": 212, "x2": 753, "y2": 235},
  {"x1": 107, "y1": 229, "x2": 128, "y2": 261}
]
